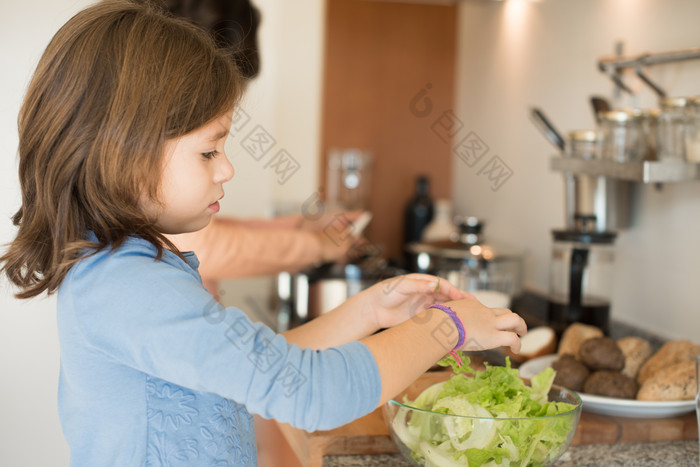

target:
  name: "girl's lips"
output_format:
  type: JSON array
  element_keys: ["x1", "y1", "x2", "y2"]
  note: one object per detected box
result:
[{"x1": 208, "y1": 201, "x2": 220, "y2": 213}]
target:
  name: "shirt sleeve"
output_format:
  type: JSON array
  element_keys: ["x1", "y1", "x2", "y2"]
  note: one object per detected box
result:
[
  {"x1": 167, "y1": 217, "x2": 322, "y2": 280},
  {"x1": 64, "y1": 244, "x2": 381, "y2": 432}
]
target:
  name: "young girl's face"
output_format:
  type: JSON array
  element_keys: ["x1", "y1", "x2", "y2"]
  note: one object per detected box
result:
[{"x1": 145, "y1": 110, "x2": 235, "y2": 234}]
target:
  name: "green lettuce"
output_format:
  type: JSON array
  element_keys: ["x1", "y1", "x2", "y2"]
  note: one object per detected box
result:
[{"x1": 393, "y1": 356, "x2": 578, "y2": 466}]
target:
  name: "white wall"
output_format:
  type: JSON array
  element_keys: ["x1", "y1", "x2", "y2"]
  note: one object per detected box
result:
[
  {"x1": 0, "y1": 1, "x2": 324, "y2": 465},
  {"x1": 209, "y1": 0, "x2": 325, "y2": 218},
  {"x1": 5, "y1": 0, "x2": 699, "y2": 464},
  {"x1": 453, "y1": 0, "x2": 700, "y2": 340},
  {"x1": 0, "y1": 2, "x2": 90, "y2": 465}
]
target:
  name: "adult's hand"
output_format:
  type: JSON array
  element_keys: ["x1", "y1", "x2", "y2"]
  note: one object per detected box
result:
[{"x1": 305, "y1": 210, "x2": 369, "y2": 264}]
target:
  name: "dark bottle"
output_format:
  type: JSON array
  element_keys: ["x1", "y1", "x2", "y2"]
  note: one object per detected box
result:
[{"x1": 403, "y1": 175, "x2": 434, "y2": 248}]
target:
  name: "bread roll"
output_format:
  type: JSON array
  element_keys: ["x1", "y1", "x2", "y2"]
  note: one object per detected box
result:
[
  {"x1": 557, "y1": 323, "x2": 603, "y2": 359},
  {"x1": 506, "y1": 326, "x2": 557, "y2": 362},
  {"x1": 637, "y1": 360, "x2": 696, "y2": 401},
  {"x1": 637, "y1": 340, "x2": 700, "y2": 385},
  {"x1": 617, "y1": 336, "x2": 653, "y2": 379}
]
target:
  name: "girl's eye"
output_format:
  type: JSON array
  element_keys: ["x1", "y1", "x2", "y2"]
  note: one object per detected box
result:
[{"x1": 202, "y1": 150, "x2": 219, "y2": 160}]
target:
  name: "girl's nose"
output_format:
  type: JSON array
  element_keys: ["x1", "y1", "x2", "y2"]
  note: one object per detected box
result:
[{"x1": 215, "y1": 153, "x2": 235, "y2": 183}]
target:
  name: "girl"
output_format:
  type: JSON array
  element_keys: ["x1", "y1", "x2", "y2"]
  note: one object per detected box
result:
[{"x1": 0, "y1": 1, "x2": 526, "y2": 466}]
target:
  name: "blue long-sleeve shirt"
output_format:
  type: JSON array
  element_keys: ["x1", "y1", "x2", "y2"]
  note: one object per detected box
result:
[{"x1": 57, "y1": 235, "x2": 381, "y2": 466}]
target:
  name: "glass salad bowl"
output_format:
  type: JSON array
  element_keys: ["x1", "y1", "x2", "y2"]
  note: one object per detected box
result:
[{"x1": 383, "y1": 367, "x2": 582, "y2": 467}]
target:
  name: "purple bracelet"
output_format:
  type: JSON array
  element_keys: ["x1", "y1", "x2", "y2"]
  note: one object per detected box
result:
[{"x1": 428, "y1": 304, "x2": 466, "y2": 365}]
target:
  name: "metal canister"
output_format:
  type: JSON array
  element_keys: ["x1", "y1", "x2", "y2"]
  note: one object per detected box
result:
[{"x1": 563, "y1": 129, "x2": 633, "y2": 231}]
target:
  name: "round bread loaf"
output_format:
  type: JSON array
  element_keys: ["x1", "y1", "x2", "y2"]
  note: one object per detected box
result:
[
  {"x1": 617, "y1": 336, "x2": 653, "y2": 379},
  {"x1": 637, "y1": 360, "x2": 696, "y2": 401},
  {"x1": 506, "y1": 326, "x2": 557, "y2": 362},
  {"x1": 557, "y1": 323, "x2": 603, "y2": 359},
  {"x1": 637, "y1": 340, "x2": 700, "y2": 385}
]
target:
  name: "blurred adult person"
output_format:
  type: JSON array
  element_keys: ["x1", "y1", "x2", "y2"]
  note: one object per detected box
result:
[{"x1": 158, "y1": 0, "x2": 362, "y2": 296}]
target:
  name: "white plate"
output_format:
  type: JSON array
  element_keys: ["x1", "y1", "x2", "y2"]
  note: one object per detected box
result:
[{"x1": 519, "y1": 354, "x2": 696, "y2": 418}]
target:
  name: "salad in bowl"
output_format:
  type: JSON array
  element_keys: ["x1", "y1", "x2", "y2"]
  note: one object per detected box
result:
[{"x1": 384, "y1": 355, "x2": 581, "y2": 466}]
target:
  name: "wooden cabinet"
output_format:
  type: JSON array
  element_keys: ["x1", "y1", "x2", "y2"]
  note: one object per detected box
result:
[{"x1": 320, "y1": 0, "x2": 458, "y2": 258}]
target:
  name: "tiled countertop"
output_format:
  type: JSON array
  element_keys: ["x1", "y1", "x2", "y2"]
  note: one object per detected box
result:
[{"x1": 323, "y1": 439, "x2": 698, "y2": 466}]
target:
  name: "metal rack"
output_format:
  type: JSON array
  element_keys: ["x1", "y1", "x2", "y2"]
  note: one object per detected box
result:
[
  {"x1": 598, "y1": 47, "x2": 700, "y2": 97},
  {"x1": 551, "y1": 46, "x2": 700, "y2": 183},
  {"x1": 550, "y1": 157, "x2": 700, "y2": 184}
]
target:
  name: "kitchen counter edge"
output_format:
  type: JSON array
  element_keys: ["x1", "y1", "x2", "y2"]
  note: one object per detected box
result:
[{"x1": 323, "y1": 439, "x2": 698, "y2": 466}]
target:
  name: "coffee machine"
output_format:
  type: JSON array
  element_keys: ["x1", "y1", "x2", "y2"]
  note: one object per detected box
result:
[
  {"x1": 531, "y1": 111, "x2": 625, "y2": 335},
  {"x1": 547, "y1": 229, "x2": 616, "y2": 335}
]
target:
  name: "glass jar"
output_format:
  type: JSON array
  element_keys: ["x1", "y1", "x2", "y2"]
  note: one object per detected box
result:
[
  {"x1": 657, "y1": 96, "x2": 688, "y2": 161},
  {"x1": 685, "y1": 96, "x2": 700, "y2": 163},
  {"x1": 599, "y1": 110, "x2": 645, "y2": 162},
  {"x1": 635, "y1": 108, "x2": 660, "y2": 161},
  {"x1": 326, "y1": 148, "x2": 372, "y2": 210},
  {"x1": 567, "y1": 130, "x2": 604, "y2": 160}
]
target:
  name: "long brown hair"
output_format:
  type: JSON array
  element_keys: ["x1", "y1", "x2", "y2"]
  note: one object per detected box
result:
[{"x1": 1, "y1": 0, "x2": 244, "y2": 299}]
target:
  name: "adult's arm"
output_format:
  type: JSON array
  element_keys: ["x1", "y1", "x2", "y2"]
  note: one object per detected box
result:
[
  {"x1": 215, "y1": 214, "x2": 303, "y2": 230},
  {"x1": 167, "y1": 217, "x2": 323, "y2": 280}
]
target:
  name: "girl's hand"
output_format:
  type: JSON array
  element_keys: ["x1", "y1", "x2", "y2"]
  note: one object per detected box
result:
[
  {"x1": 363, "y1": 274, "x2": 472, "y2": 330},
  {"x1": 446, "y1": 298, "x2": 527, "y2": 354}
]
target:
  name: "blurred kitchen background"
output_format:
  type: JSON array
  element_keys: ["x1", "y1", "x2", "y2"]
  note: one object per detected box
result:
[{"x1": 2, "y1": 0, "x2": 700, "y2": 465}]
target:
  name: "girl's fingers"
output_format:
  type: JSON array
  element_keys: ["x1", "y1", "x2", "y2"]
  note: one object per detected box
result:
[
  {"x1": 391, "y1": 274, "x2": 473, "y2": 303},
  {"x1": 491, "y1": 307, "x2": 511, "y2": 316},
  {"x1": 392, "y1": 274, "x2": 465, "y2": 302},
  {"x1": 496, "y1": 313, "x2": 527, "y2": 336},
  {"x1": 450, "y1": 289, "x2": 473, "y2": 300},
  {"x1": 433, "y1": 289, "x2": 469, "y2": 302},
  {"x1": 502, "y1": 331, "x2": 522, "y2": 354},
  {"x1": 388, "y1": 274, "x2": 434, "y2": 293},
  {"x1": 424, "y1": 276, "x2": 472, "y2": 301}
]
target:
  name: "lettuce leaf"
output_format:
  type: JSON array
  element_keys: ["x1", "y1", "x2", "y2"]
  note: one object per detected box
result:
[
  {"x1": 437, "y1": 351, "x2": 475, "y2": 376},
  {"x1": 393, "y1": 357, "x2": 577, "y2": 466}
]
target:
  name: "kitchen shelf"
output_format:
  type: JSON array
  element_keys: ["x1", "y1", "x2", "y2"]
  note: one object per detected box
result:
[
  {"x1": 598, "y1": 46, "x2": 700, "y2": 97},
  {"x1": 550, "y1": 157, "x2": 700, "y2": 183}
]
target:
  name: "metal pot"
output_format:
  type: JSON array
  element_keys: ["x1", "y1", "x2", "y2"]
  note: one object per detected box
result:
[
  {"x1": 407, "y1": 217, "x2": 524, "y2": 299},
  {"x1": 276, "y1": 261, "x2": 405, "y2": 327},
  {"x1": 530, "y1": 107, "x2": 635, "y2": 232},
  {"x1": 565, "y1": 129, "x2": 635, "y2": 232}
]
